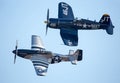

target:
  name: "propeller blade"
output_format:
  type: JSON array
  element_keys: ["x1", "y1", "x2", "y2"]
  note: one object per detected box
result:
[
  {"x1": 14, "y1": 54, "x2": 16, "y2": 64},
  {"x1": 46, "y1": 9, "x2": 49, "y2": 35},
  {"x1": 46, "y1": 25, "x2": 48, "y2": 35},
  {"x1": 47, "y1": 9, "x2": 49, "y2": 21},
  {"x1": 14, "y1": 40, "x2": 18, "y2": 64}
]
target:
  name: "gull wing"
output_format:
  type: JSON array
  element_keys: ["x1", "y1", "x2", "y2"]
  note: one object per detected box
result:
[
  {"x1": 60, "y1": 27, "x2": 78, "y2": 46},
  {"x1": 58, "y1": 2, "x2": 74, "y2": 19}
]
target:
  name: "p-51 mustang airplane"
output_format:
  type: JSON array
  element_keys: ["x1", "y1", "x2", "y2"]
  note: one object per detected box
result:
[
  {"x1": 12, "y1": 35, "x2": 82, "y2": 76},
  {"x1": 44, "y1": 2, "x2": 114, "y2": 46}
]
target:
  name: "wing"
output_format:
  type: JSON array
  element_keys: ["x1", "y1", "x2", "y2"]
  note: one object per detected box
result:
[
  {"x1": 60, "y1": 27, "x2": 78, "y2": 46},
  {"x1": 31, "y1": 35, "x2": 45, "y2": 49},
  {"x1": 31, "y1": 55, "x2": 49, "y2": 76},
  {"x1": 58, "y1": 2, "x2": 74, "y2": 19}
]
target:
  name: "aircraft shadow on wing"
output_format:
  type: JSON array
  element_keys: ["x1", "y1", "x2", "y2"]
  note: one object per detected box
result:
[
  {"x1": 44, "y1": 2, "x2": 114, "y2": 46},
  {"x1": 12, "y1": 35, "x2": 83, "y2": 76}
]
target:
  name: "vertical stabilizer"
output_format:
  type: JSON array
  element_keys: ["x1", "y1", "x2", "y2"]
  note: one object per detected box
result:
[
  {"x1": 99, "y1": 14, "x2": 114, "y2": 35},
  {"x1": 69, "y1": 49, "x2": 83, "y2": 65},
  {"x1": 31, "y1": 35, "x2": 45, "y2": 50}
]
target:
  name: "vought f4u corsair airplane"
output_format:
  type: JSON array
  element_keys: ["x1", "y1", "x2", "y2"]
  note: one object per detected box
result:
[
  {"x1": 12, "y1": 35, "x2": 82, "y2": 76},
  {"x1": 44, "y1": 2, "x2": 114, "y2": 46}
]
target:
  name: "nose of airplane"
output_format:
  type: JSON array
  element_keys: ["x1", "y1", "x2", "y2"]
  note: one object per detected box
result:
[
  {"x1": 12, "y1": 50, "x2": 16, "y2": 54},
  {"x1": 44, "y1": 21, "x2": 48, "y2": 24}
]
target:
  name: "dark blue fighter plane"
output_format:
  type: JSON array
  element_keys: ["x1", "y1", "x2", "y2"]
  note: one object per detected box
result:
[{"x1": 44, "y1": 2, "x2": 114, "y2": 46}]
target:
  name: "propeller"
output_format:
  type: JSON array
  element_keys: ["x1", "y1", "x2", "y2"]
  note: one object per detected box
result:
[
  {"x1": 14, "y1": 40, "x2": 18, "y2": 64},
  {"x1": 44, "y1": 9, "x2": 49, "y2": 35}
]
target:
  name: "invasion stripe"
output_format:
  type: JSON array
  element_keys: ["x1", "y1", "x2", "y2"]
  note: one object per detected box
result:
[
  {"x1": 32, "y1": 59, "x2": 48, "y2": 63},
  {"x1": 32, "y1": 61, "x2": 49, "y2": 65},
  {"x1": 33, "y1": 64, "x2": 48, "y2": 68},
  {"x1": 33, "y1": 62, "x2": 48, "y2": 67}
]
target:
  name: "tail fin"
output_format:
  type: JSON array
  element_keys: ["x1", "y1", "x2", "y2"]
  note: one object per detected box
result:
[
  {"x1": 69, "y1": 49, "x2": 83, "y2": 65},
  {"x1": 99, "y1": 14, "x2": 114, "y2": 35}
]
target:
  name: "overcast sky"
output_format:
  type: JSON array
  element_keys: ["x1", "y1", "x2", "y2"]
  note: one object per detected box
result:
[{"x1": 0, "y1": 0, "x2": 120, "y2": 83}]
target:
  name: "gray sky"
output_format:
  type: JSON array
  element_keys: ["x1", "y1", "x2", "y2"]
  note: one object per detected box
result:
[{"x1": 0, "y1": 0, "x2": 120, "y2": 83}]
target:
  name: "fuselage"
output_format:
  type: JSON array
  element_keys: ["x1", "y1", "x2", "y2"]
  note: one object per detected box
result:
[
  {"x1": 47, "y1": 18, "x2": 107, "y2": 30},
  {"x1": 12, "y1": 49, "x2": 67, "y2": 64},
  {"x1": 13, "y1": 49, "x2": 52, "y2": 59}
]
